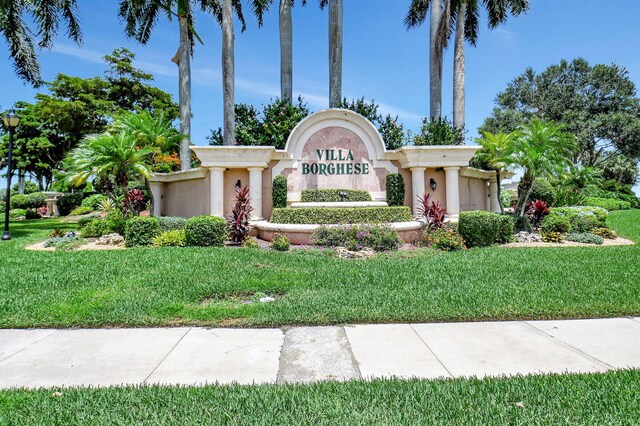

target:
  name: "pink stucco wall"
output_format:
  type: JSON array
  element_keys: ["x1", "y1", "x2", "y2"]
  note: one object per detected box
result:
[
  {"x1": 460, "y1": 176, "x2": 488, "y2": 211},
  {"x1": 162, "y1": 173, "x2": 210, "y2": 218}
]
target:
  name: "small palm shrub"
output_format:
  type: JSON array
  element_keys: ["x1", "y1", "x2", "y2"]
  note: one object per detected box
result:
[
  {"x1": 541, "y1": 231, "x2": 565, "y2": 243},
  {"x1": 272, "y1": 175, "x2": 288, "y2": 209},
  {"x1": 124, "y1": 217, "x2": 160, "y2": 247},
  {"x1": 227, "y1": 186, "x2": 253, "y2": 244},
  {"x1": 81, "y1": 194, "x2": 107, "y2": 209},
  {"x1": 592, "y1": 227, "x2": 617, "y2": 239},
  {"x1": 540, "y1": 213, "x2": 571, "y2": 234},
  {"x1": 567, "y1": 232, "x2": 604, "y2": 245},
  {"x1": 386, "y1": 174, "x2": 405, "y2": 207},
  {"x1": 271, "y1": 234, "x2": 290, "y2": 251},
  {"x1": 152, "y1": 230, "x2": 186, "y2": 247},
  {"x1": 157, "y1": 216, "x2": 187, "y2": 232},
  {"x1": 311, "y1": 224, "x2": 403, "y2": 252},
  {"x1": 185, "y1": 216, "x2": 227, "y2": 247},
  {"x1": 421, "y1": 226, "x2": 465, "y2": 251}
]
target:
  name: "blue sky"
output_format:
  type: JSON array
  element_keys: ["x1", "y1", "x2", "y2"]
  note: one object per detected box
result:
[{"x1": 2, "y1": 1, "x2": 640, "y2": 150}]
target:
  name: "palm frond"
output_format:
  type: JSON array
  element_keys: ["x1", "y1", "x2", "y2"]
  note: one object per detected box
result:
[{"x1": 405, "y1": 0, "x2": 429, "y2": 28}]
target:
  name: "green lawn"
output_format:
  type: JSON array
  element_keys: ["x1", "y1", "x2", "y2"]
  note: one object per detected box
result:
[
  {"x1": 0, "y1": 210, "x2": 638, "y2": 328},
  {"x1": 1, "y1": 370, "x2": 638, "y2": 425}
]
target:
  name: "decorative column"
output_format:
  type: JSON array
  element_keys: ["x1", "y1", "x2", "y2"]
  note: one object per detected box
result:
[
  {"x1": 489, "y1": 180, "x2": 501, "y2": 213},
  {"x1": 43, "y1": 192, "x2": 63, "y2": 217},
  {"x1": 410, "y1": 167, "x2": 426, "y2": 216},
  {"x1": 209, "y1": 167, "x2": 225, "y2": 217},
  {"x1": 444, "y1": 167, "x2": 460, "y2": 216},
  {"x1": 148, "y1": 182, "x2": 164, "y2": 217},
  {"x1": 248, "y1": 167, "x2": 264, "y2": 220}
]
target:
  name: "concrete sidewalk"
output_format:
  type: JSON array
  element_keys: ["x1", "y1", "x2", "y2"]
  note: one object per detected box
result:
[{"x1": 1, "y1": 318, "x2": 639, "y2": 389}]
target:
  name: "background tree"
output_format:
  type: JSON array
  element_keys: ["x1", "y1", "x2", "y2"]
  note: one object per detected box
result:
[
  {"x1": 482, "y1": 58, "x2": 640, "y2": 166},
  {"x1": 1, "y1": 0, "x2": 82, "y2": 86}
]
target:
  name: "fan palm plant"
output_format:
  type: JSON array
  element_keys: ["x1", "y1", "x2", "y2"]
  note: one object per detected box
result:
[
  {"x1": 1, "y1": 0, "x2": 82, "y2": 86},
  {"x1": 474, "y1": 130, "x2": 519, "y2": 213},
  {"x1": 113, "y1": 111, "x2": 180, "y2": 153}
]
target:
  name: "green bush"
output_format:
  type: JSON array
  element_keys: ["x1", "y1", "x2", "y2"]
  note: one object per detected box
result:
[
  {"x1": 81, "y1": 194, "x2": 107, "y2": 209},
  {"x1": 420, "y1": 227, "x2": 465, "y2": 251},
  {"x1": 157, "y1": 216, "x2": 188, "y2": 232},
  {"x1": 185, "y1": 216, "x2": 227, "y2": 247},
  {"x1": 9, "y1": 194, "x2": 30, "y2": 209},
  {"x1": 311, "y1": 224, "x2": 403, "y2": 252},
  {"x1": 458, "y1": 211, "x2": 513, "y2": 248},
  {"x1": 570, "y1": 215, "x2": 600, "y2": 233},
  {"x1": 124, "y1": 217, "x2": 160, "y2": 247},
  {"x1": 528, "y1": 178, "x2": 557, "y2": 206},
  {"x1": 514, "y1": 215, "x2": 532, "y2": 233},
  {"x1": 300, "y1": 189, "x2": 372, "y2": 203},
  {"x1": 540, "y1": 213, "x2": 571, "y2": 234},
  {"x1": 272, "y1": 175, "x2": 288, "y2": 209},
  {"x1": 242, "y1": 237, "x2": 260, "y2": 248},
  {"x1": 152, "y1": 230, "x2": 186, "y2": 247},
  {"x1": 104, "y1": 210, "x2": 127, "y2": 236},
  {"x1": 584, "y1": 197, "x2": 631, "y2": 211},
  {"x1": 271, "y1": 234, "x2": 290, "y2": 251},
  {"x1": 25, "y1": 209, "x2": 40, "y2": 219},
  {"x1": 270, "y1": 206, "x2": 412, "y2": 224},
  {"x1": 80, "y1": 219, "x2": 111, "y2": 238},
  {"x1": 70, "y1": 206, "x2": 94, "y2": 216},
  {"x1": 9, "y1": 209, "x2": 27, "y2": 218},
  {"x1": 550, "y1": 206, "x2": 608, "y2": 225},
  {"x1": 567, "y1": 232, "x2": 604, "y2": 245},
  {"x1": 541, "y1": 231, "x2": 565, "y2": 243},
  {"x1": 0, "y1": 200, "x2": 5, "y2": 213},
  {"x1": 57, "y1": 193, "x2": 83, "y2": 216},
  {"x1": 386, "y1": 174, "x2": 405, "y2": 207},
  {"x1": 592, "y1": 227, "x2": 617, "y2": 239}
]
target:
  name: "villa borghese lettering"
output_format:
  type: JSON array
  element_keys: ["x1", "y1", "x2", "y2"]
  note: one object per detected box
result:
[{"x1": 301, "y1": 149, "x2": 370, "y2": 176}]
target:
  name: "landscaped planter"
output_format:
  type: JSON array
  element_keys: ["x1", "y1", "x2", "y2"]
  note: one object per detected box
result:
[{"x1": 251, "y1": 220, "x2": 426, "y2": 245}]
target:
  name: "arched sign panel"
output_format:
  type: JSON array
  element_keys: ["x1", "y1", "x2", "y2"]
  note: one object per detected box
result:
[{"x1": 272, "y1": 109, "x2": 397, "y2": 201}]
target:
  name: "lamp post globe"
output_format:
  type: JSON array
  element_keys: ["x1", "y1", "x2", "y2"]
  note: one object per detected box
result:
[{"x1": 3, "y1": 108, "x2": 20, "y2": 241}]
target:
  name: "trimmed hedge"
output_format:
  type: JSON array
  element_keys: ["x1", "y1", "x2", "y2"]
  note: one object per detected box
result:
[
  {"x1": 272, "y1": 175, "x2": 288, "y2": 209},
  {"x1": 57, "y1": 193, "x2": 83, "y2": 216},
  {"x1": 270, "y1": 206, "x2": 412, "y2": 224},
  {"x1": 529, "y1": 178, "x2": 556, "y2": 206},
  {"x1": 311, "y1": 224, "x2": 403, "y2": 252},
  {"x1": 540, "y1": 213, "x2": 571, "y2": 234},
  {"x1": 300, "y1": 189, "x2": 372, "y2": 203},
  {"x1": 550, "y1": 206, "x2": 608, "y2": 225},
  {"x1": 184, "y1": 215, "x2": 227, "y2": 247},
  {"x1": 584, "y1": 197, "x2": 631, "y2": 211},
  {"x1": 458, "y1": 211, "x2": 514, "y2": 247},
  {"x1": 124, "y1": 217, "x2": 160, "y2": 247},
  {"x1": 157, "y1": 216, "x2": 188, "y2": 232},
  {"x1": 386, "y1": 173, "x2": 405, "y2": 207}
]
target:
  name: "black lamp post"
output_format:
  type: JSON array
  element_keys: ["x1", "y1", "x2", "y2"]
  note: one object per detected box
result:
[{"x1": 3, "y1": 109, "x2": 20, "y2": 241}]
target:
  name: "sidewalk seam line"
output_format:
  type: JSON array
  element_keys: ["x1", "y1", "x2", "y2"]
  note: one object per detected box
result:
[
  {"x1": 341, "y1": 326, "x2": 363, "y2": 380},
  {"x1": 409, "y1": 324, "x2": 453, "y2": 378},
  {"x1": 522, "y1": 321, "x2": 615, "y2": 369},
  {"x1": 142, "y1": 327, "x2": 192, "y2": 384},
  {"x1": 0, "y1": 329, "x2": 60, "y2": 365}
]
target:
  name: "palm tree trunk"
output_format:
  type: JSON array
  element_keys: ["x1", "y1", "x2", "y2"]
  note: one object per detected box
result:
[
  {"x1": 496, "y1": 169, "x2": 504, "y2": 214},
  {"x1": 430, "y1": 0, "x2": 443, "y2": 119},
  {"x1": 222, "y1": 0, "x2": 236, "y2": 145},
  {"x1": 328, "y1": 0, "x2": 343, "y2": 108},
  {"x1": 453, "y1": 1, "x2": 465, "y2": 130},
  {"x1": 18, "y1": 170, "x2": 25, "y2": 194},
  {"x1": 176, "y1": 14, "x2": 192, "y2": 170},
  {"x1": 279, "y1": 0, "x2": 293, "y2": 103}
]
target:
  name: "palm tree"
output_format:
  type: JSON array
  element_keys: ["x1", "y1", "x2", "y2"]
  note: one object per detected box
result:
[
  {"x1": 279, "y1": 0, "x2": 293, "y2": 102},
  {"x1": 64, "y1": 132, "x2": 156, "y2": 213},
  {"x1": 326, "y1": 0, "x2": 342, "y2": 108},
  {"x1": 474, "y1": 130, "x2": 519, "y2": 214},
  {"x1": 505, "y1": 119, "x2": 575, "y2": 216},
  {"x1": 1, "y1": 0, "x2": 83, "y2": 87},
  {"x1": 113, "y1": 111, "x2": 180, "y2": 153}
]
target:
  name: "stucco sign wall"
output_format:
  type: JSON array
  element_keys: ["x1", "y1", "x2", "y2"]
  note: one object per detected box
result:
[{"x1": 272, "y1": 109, "x2": 397, "y2": 201}]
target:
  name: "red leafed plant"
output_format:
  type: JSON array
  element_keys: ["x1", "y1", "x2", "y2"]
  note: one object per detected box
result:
[
  {"x1": 128, "y1": 188, "x2": 146, "y2": 214},
  {"x1": 526, "y1": 199, "x2": 550, "y2": 229},
  {"x1": 227, "y1": 186, "x2": 253, "y2": 244},
  {"x1": 417, "y1": 193, "x2": 447, "y2": 229}
]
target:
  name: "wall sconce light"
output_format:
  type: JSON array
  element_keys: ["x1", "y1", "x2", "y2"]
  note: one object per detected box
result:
[
  {"x1": 235, "y1": 179, "x2": 241, "y2": 190},
  {"x1": 430, "y1": 178, "x2": 437, "y2": 191}
]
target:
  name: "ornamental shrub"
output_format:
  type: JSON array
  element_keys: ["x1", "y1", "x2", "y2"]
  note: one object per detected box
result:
[
  {"x1": 185, "y1": 216, "x2": 227, "y2": 247},
  {"x1": 242, "y1": 237, "x2": 260, "y2": 248},
  {"x1": 152, "y1": 230, "x2": 186, "y2": 247},
  {"x1": 271, "y1": 234, "x2": 290, "y2": 251},
  {"x1": 57, "y1": 193, "x2": 83, "y2": 216},
  {"x1": 567, "y1": 232, "x2": 604, "y2": 245},
  {"x1": 124, "y1": 217, "x2": 160, "y2": 247},
  {"x1": 26, "y1": 192, "x2": 46, "y2": 208},
  {"x1": 272, "y1": 175, "x2": 288, "y2": 208},
  {"x1": 70, "y1": 206, "x2": 94, "y2": 216},
  {"x1": 25, "y1": 209, "x2": 40, "y2": 219},
  {"x1": 528, "y1": 178, "x2": 556, "y2": 206},
  {"x1": 540, "y1": 213, "x2": 571, "y2": 234},
  {"x1": 157, "y1": 216, "x2": 188, "y2": 232},
  {"x1": 514, "y1": 215, "x2": 532, "y2": 233},
  {"x1": 550, "y1": 206, "x2": 607, "y2": 225},
  {"x1": 592, "y1": 227, "x2": 617, "y2": 239},
  {"x1": 569, "y1": 215, "x2": 600, "y2": 233},
  {"x1": 104, "y1": 209, "x2": 127, "y2": 236},
  {"x1": 81, "y1": 194, "x2": 107, "y2": 209},
  {"x1": 458, "y1": 211, "x2": 513, "y2": 248},
  {"x1": 541, "y1": 231, "x2": 565, "y2": 243},
  {"x1": 311, "y1": 224, "x2": 403, "y2": 252},
  {"x1": 584, "y1": 197, "x2": 631, "y2": 211},
  {"x1": 420, "y1": 226, "x2": 465, "y2": 251},
  {"x1": 80, "y1": 219, "x2": 111, "y2": 238},
  {"x1": 300, "y1": 189, "x2": 372, "y2": 203},
  {"x1": 9, "y1": 209, "x2": 27, "y2": 218},
  {"x1": 386, "y1": 174, "x2": 405, "y2": 207},
  {"x1": 9, "y1": 194, "x2": 30, "y2": 209},
  {"x1": 270, "y1": 206, "x2": 412, "y2": 224}
]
